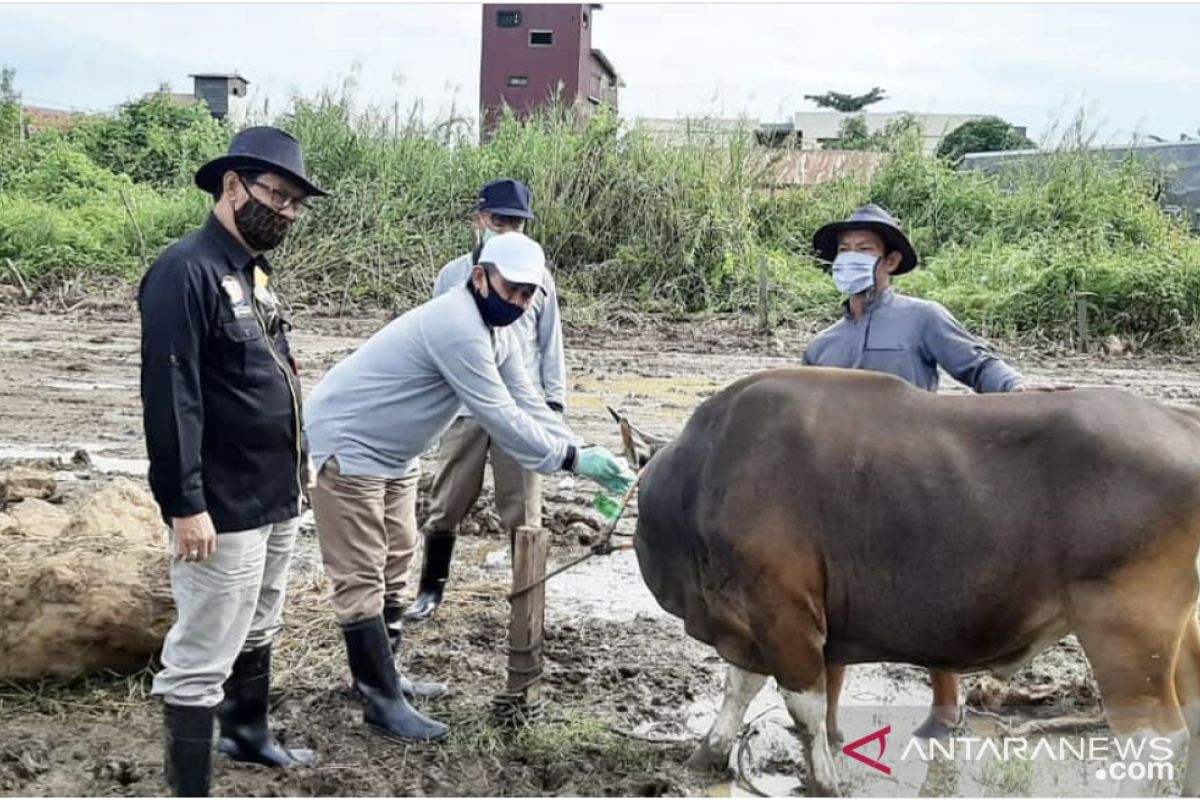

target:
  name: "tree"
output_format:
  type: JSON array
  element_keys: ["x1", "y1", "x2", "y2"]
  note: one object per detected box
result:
[
  {"x1": 831, "y1": 116, "x2": 872, "y2": 150},
  {"x1": 0, "y1": 66, "x2": 22, "y2": 143},
  {"x1": 67, "y1": 88, "x2": 228, "y2": 186},
  {"x1": 936, "y1": 116, "x2": 1035, "y2": 162},
  {"x1": 829, "y1": 114, "x2": 923, "y2": 153},
  {"x1": 804, "y1": 87, "x2": 887, "y2": 113}
]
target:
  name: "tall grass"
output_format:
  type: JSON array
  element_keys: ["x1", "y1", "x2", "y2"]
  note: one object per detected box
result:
[{"x1": 0, "y1": 83, "x2": 1197, "y2": 346}]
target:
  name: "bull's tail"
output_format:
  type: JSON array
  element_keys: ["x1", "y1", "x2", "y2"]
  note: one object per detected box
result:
[{"x1": 606, "y1": 406, "x2": 672, "y2": 469}]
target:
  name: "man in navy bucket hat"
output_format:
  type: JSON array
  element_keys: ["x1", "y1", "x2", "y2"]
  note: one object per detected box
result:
[
  {"x1": 139, "y1": 126, "x2": 326, "y2": 796},
  {"x1": 405, "y1": 178, "x2": 568, "y2": 623},
  {"x1": 797, "y1": 203, "x2": 1071, "y2": 745}
]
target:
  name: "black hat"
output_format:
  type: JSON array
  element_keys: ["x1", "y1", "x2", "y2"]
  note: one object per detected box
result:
[
  {"x1": 194, "y1": 126, "x2": 328, "y2": 197},
  {"x1": 812, "y1": 204, "x2": 918, "y2": 274},
  {"x1": 477, "y1": 178, "x2": 535, "y2": 220}
]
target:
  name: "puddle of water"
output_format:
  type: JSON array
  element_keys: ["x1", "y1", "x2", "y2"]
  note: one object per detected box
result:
[
  {"x1": 475, "y1": 544, "x2": 663, "y2": 623},
  {"x1": 545, "y1": 548, "x2": 664, "y2": 623},
  {"x1": 0, "y1": 443, "x2": 147, "y2": 476}
]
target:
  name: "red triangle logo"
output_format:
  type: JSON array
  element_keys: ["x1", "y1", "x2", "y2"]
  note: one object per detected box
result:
[{"x1": 842, "y1": 725, "x2": 892, "y2": 775}]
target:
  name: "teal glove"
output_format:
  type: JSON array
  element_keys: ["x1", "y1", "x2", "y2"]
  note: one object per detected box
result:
[{"x1": 573, "y1": 446, "x2": 636, "y2": 496}]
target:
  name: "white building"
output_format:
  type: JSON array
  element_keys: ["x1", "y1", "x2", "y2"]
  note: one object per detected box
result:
[
  {"x1": 635, "y1": 112, "x2": 1021, "y2": 156},
  {"x1": 789, "y1": 112, "x2": 1005, "y2": 155}
]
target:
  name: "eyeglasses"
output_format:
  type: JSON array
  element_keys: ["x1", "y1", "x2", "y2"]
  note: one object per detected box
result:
[{"x1": 240, "y1": 176, "x2": 310, "y2": 213}]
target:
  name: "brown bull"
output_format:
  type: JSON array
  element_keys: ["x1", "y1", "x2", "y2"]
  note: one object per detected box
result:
[{"x1": 622, "y1": 367, "x2": 1200, "y2": 796}]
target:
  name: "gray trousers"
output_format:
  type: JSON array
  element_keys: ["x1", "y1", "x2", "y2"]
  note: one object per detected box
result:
[
  {"x1": 151, "y1": 518, "x2": 300, "y2": 708},
  {"x1": 425, "y1": 416, "x2": 542, "y2": 533}
]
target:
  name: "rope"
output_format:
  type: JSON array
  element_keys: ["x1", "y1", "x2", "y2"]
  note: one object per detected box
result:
[{"x1": 506, "y1": 471, "x2": 643, "y2": 601}]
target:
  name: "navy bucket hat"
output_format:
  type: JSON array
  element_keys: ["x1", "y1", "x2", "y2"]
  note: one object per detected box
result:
[
  {"x1": 812, "y1": 203, "x2": 918, "y2": 274},
  {"x1": 477, "y1": 178, "x2": 535, "y2": 220},
  {"x1": 195, "y1": 126, "x2": 328, "y2": 197}
]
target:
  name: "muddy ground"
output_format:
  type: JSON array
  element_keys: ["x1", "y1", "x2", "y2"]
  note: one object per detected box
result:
[{"x1": 1, "y1": 304, "x2": 1199, "y2": 797}]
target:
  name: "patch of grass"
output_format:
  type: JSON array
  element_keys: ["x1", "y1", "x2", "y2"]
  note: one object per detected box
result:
[{"x1": 1, "y1": 78, "x2": 1197, "y2": 346}]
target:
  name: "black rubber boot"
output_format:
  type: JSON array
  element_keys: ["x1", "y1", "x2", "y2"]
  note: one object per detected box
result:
[
  {"x1": 164, "y1": 703, "x2": 214, "y2": 797},
  {"x1": 216, "y1": 645, "x2": 316, "y2": 768},
  {"x1": 341, "y1": 616, "x2": 449, "y2": 743},
  {"x1": 384, "y1": 603, "x2": 449, "y2": 700},
  {"x1": 403, "y1": 534, "x2": 456, "y2": 622}
]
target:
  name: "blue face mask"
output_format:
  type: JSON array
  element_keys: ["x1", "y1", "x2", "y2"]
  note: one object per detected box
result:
[
  {"x1": 470, "y1": 268, "x2": 526, "y2": 328},
  {"x1": 831, "y1": 252, "x2": 878, "y2": 295}
]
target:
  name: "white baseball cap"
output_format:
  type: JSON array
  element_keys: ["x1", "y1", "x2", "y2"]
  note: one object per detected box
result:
[{"x1": 478, "y1": 232, "x2": 546, "y2": 289}]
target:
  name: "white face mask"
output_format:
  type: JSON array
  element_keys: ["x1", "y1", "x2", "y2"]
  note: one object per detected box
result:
[{"x1": 831, "y1": 251, "x2": 878, "y2": 295}]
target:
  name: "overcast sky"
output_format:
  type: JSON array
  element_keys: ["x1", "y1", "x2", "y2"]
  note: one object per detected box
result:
[{"x1": 2, "y1": 2, "x2": 1198, "y2": 144}]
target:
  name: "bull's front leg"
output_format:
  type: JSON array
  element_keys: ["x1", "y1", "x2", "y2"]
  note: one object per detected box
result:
[
  {"x1": 825, "y1": 663, "x2": 846, "y2": 747},
  {"x1": 685, "y1": 663, "x2": 768, "y2": 773},
  {"x1": 781, "y1": 679, "x2": 843, "y2": 798}
]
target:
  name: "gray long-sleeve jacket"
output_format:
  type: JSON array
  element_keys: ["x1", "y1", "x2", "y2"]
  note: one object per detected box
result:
[
  {"x1": 802, "y1": 289, "x2": 1023, "y2": 393},
  {"x1": 434, "y1": 252, "x2": 567, "y2": 410},
  {"x1": 304, "y1": 284, "x2": 580, "y2": 479}
]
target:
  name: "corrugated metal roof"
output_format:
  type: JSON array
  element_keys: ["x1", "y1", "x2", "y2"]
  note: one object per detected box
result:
[
  {"x1": 189, "y1": 73, "x2": 250, "y2": 85},
  {"x1": 590, "y1": 48, "x2": 618, "y2": 81}
]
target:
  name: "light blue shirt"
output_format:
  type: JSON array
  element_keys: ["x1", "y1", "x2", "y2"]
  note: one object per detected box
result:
[
  {"x1": 304, "y1": 285, "x2": 579, "y2": 479},
  {"x1": 803, "y1": 289, "x2": 1023, "y2": 393}
]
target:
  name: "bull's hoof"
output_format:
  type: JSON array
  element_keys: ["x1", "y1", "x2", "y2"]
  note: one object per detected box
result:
[
  {"x1": 912, "y1": 709, "x2": 968, "y2": 741},
  {"x1": 806, "y1": 778, "x2": 842, "y2": 798},
  {"x1": 827, "y1": 728, "x2": 844, "y2": 749},
  {"x1": 684, "y1": 743, "x2": 731, "y2": 773}
]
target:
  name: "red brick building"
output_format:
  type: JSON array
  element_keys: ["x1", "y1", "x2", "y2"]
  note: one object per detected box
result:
[{"x1": 480, "y1": 3, "x2": 620, "y2": 135}]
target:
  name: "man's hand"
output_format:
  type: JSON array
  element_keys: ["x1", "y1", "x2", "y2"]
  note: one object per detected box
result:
[
  {"x1": 172, "y1": 511, "x2": 217, "y2": 563},
  {"x1": 1013, "y1": 381, "x2": 1075, "y2": 393},
  {"x1": 305, "y1": 455, "x2": 317, "y2": 491},
  {"x1": 573, "y1": 446, "x2": 636, "y2": 495}
]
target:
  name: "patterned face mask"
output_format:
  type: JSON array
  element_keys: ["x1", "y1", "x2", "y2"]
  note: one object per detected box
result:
[{"x1": 234, "y1": 190, "x2": 293, "y2": 252}]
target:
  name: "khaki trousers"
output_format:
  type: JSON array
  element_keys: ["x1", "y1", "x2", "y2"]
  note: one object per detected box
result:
[
  {"x1": 151, "y1": 518, "x2": 300, "y2": 707},
  {"x1": 311, "y1": 458, "x2": 420, "y2": 625},
  {"x1": 425, "y1": 416, "x2": 542, "y2": 534}
]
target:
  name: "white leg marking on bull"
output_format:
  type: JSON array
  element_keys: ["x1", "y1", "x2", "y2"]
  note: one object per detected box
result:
[
  {"x1": 781, "y1": 687, "x2": 842, "y2": 797},
  {"x1": 686, "y1": 664, "x2": 768, "y2": 773}
]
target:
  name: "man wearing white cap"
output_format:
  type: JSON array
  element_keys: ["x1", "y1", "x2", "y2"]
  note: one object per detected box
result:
[
  {"x1": 406, "y1": 178, "x2": 565, "y2": 623},
  {"x1": 304, "y1": 231, "x2": 633, "y2": 743}
]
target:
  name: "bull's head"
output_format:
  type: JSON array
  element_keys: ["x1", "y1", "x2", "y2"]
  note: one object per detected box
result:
[{"x1": 606, "y1": 406, "x2": 672, "y2": 469}]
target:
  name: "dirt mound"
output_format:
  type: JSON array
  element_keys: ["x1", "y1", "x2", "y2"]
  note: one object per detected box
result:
[
  {"x1": 0, "y1": 468, "x2": 58, "y2": 504},
  {"x1": 0, "y1": 478, "x2": 174, "y2": 681}
]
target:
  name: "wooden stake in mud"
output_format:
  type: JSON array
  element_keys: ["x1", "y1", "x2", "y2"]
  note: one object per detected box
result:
[
  {"x1": 1076, "y1": 295, "x2": 1090, "y2": 352},
  {"x1": 757, "y1": 253, "x2": 771, "y2": 333},
  {"x1": 493, "y1": 525, "x2": 549, "y2": 725}
]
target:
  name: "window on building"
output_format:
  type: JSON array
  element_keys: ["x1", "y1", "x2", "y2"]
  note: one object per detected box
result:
[
  {"x1": 497, "y1": 10, "x2": 521, "y2": 27},
  {"x1": 507, "y1": 76, "x2": 529, "y2": 87},
  {"x1": 529, "y1": 29, "x2": 554, "y2": 46},
  {"x1": 582, "y1": 11, "x2": 589, "y2": 28}
]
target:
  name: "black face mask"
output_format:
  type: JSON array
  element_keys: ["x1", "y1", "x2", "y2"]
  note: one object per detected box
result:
[
  {"x1": 469, "y1": 269, "x2": 526, "y2": 328},
  {"x1": 234, "y1": 190, "x2": 292, "y2": 252}
]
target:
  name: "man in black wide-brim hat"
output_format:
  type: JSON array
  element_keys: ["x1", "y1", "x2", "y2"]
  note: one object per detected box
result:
[
  {"x1": 802, "y1": 203, "x2": 1070, "y2": 743},
  {"x1": 138, "y1": 126, "x2": 327, "y2": 796}
]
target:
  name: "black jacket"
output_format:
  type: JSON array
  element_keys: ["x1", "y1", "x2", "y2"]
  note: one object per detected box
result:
[{"x1": 139, "y1": 215, "x2": 306, "y2": 532}]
